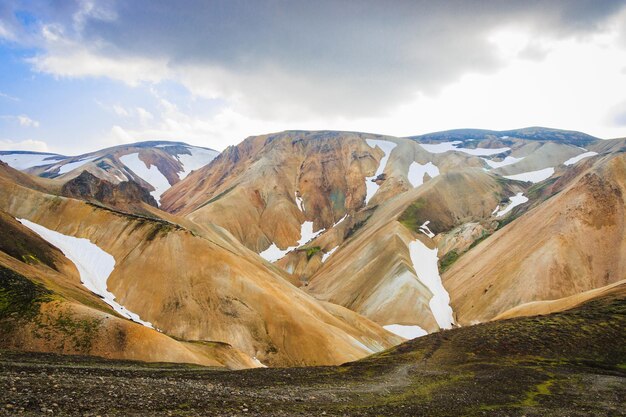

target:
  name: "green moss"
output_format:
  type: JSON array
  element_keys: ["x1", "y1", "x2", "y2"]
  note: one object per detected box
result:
[
  {"x1": 526, "y1": 177, "x2": 558, "y2": 201},
  {"x1": 50, "y1": 309, "x2": 103, "y2": 351},
  {"x1": 345, "y1": 219, "x2": 367, "y2": 239},
  {"x1": 521, "y1": 377, "x2": 554, "y2": 406},
  {"x1": 0, "y1": 214, "x2": 58, "y2": 270},
  {"x1": 0, "y1": 266, "x2": 52, "y2": 321},
  {"x1": 146, "y1": 222, "x2": 175, "y2": 241},
  {"x1": 299, "y1": 246, "x2": 321, "y2": 260},
  {"x1": 468, "y1": 230, "x2": 491, "y2": 250},
  {"x1": 398, "y1": 198, "x2": 426, "y2": 232},
  {"x1": 439, "y1": 250, "x2": 459, "y2": 272}
]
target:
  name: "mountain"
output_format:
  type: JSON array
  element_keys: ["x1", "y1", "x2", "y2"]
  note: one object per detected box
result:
[
  {"x1": 0, "y1": 161, "x2": 401, "y2": 368},
  {"x1": 411, "y1": 126, "x2": 599, "y2": 146},
  {"x1": 1, "y1": 141, "x2": 219, "y2": 207},
  {"x1": 160, "y1": 128, "x2": 612, "y2": 337},
  {"x1": 0, "y1": 126, "x2": 624, "y2": 373}
]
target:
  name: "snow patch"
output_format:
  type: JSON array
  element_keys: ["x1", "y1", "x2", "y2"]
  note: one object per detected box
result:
[
  {"x1": 259, "y1": 221, "x2": 325, "y2": 262},
  {"x1": 408, "y1": 239, "x2": 454, "y2": 329},
  {"x1": 0, "y1": 153, "x2": 61, "y2": 170},
  {"x1": 495, "y1": 192, "x2": 529, "y2": 217},
  {"x1": 365, "y1": 139, "x2": 398, "y2": 204},
  {"x1": 563, "y1": 151, "x2": 598, "y2": 166},
  {"x1": 419, "y1": 221, "x2": 435, "y2": 238},
  {"x1": 18, "y1": 218, "x2": 153, "y2": 328},
  {"x1": 383, "y1": 324, "x2": 427, "y2": 339},
  {"x1": 333, "y1": 214, "x2": 347, "y2": 227},
  {"x1": 252, "y1": 357, "x2": 267, "y2": 368},
  {"x1": 482, "y1": 155, "x2": 524, "y2": 169},
  {"x1": 120, "y1": 153, "x2": 171, "y2": 204},
  {"x1": 58, "y1": 157, "x2": 97, "y2": 174},
  {"x1": 295, "y1": 192, "x2": 304, "y2": 212},
  {"x1": 321, "y1": 246, "x2": 339, "y2": 262},
  {"x1": 504, "y1": 167, "x2": 555, "y2": 183},
  {"x1": 420, "y1": 141, "x2": 510, "y2": 156},
  {"x1": 407, "y1": 161, "x2": 440, "y2": 187},
  {"x1": 176, "y1": 146, "x2": 218, "y2": 179}
]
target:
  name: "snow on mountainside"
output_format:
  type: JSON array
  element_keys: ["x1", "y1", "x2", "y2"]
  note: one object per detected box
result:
[
  {"x1": 1, "y1": 141, "x2": 218, "y2": 207},
  {"x1": 18, "y1": 218, "x2": 153, "y2": 328},
  {"x1": 0, "y1": 151, "x2": 65, "y2": 169}
]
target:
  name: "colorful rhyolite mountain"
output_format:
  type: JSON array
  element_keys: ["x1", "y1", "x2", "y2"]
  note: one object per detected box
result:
[{"x1": 1, "y1": 127, "x2": 624, "y2": 369}]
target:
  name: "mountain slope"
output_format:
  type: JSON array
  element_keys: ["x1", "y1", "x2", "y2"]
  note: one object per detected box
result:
[
  {"x1": 0, "y1": 162, "x2": 401, "y2": 367},
  {"x1": 443, "y1": 152, "x2": 626, "y2": 324},
  {"x1": 159, "y1": 129, "x2": 611, "y2": 339}
]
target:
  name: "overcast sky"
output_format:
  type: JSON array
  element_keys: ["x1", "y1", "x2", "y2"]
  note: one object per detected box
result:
[{"x1": 1, "y1": 0, "x2": 625, "y2": 155}]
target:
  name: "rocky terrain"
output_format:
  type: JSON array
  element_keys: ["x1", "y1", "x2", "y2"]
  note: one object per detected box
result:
[{"x1": 1, "y1": 289, "x2": 624, "y2": 416}]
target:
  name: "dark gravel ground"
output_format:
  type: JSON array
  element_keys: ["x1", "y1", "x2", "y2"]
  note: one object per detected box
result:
[{"x1": 1, "y1": 296, "x2": 625, "y2": 416}]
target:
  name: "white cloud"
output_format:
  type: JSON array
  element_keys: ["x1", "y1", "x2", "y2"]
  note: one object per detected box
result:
[
  {"x1": 0, "y1": 139, "x2": 49, "y2": 152},
  {"x1": 136, "y1": 107, "x2": 154, "y2": 124},
  {"x1": 0, "y1": 91, "x2": 19, "y2": 101},
  {"x1": 0, "y1": 21, "x2": 14, "y2": 41},
  {"x1": 112, "y1": 105, "x2": 130, "y2": 117},
  {"x1": 1, "y1": 115, "x2": 40, "y2": 128},
  {"x1": 30, "y1": 43, "x2": 171, "y2": 86},
  {"x1": 72, "y1": 0, "x2": 117, "y2": 31}
]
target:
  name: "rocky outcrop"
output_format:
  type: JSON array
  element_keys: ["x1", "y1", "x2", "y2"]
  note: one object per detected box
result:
[{"x1": 61, "y1": 171, "x2": 158, "y2": 209}]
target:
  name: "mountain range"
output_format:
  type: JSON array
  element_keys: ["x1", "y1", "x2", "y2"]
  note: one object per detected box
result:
[{"x1": 1, "y1": 126, "x2": 625, "y2": 374}]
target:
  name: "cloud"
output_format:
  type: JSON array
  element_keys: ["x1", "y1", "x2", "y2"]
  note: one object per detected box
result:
[
  {"x1": 0, "y1": 138, "x2": 49, "y2": 152},
  {"x1": 1, "y1": 114, "x2": 40, "y2": 127},
  {"x1": 609, "y1": 101, "x2": 626, "y2": 126},
  {"x1": 13, "y1": 0, "x2": 626, "y2": 120},
  {"x1": 0, "y1": 91, "x2": 19, "y2": 101},
  {"x1": 112, "y1": 104, "x2": 129, "y2": 117}
]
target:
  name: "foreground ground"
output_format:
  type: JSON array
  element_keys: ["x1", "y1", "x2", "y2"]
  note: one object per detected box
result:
[{"x1": 1, "y1": 294, "x2": 625, "y2": 416}]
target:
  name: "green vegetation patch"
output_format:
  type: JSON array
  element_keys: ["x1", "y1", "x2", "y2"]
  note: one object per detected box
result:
[
  {"x1": 468, "y1": 229, "x2": 491, "y2": 250},
  {"x1": 0, "y1": 266, "x2": 52, "y2": 321},
  {"x1": 439, "y1": 250, "x2": 459, "y2": 272},
  {"x1": 298, "y1": 246, "x2": 321, "y2": 260},
  {"x1": 0, "y1": 214, "x2": 58, "y2": 270},
  {"x1": 398, "y1": 198, "x2": 426, "y2": 233}
]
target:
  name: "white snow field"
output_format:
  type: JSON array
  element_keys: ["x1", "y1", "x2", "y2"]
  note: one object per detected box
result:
[
  {"x1": 503, "y1": 167, "x2": 555, "y2": 183},
  {"x1": 420, "y1": 141, "x2": 510, "y2": 156},
  {"x1": 176, "y1": 146, "x2": 219, "y2": 179},
  {"x1": 0, "y1": 152, "x2": 61, "y2": 170},
  {"x1": 18, "y1": 218, "x2": 153, "y2": 328},
  {"x1": 321, "y1": 245, "x2": 339, "y2": 262},
  {"x1": 259, "y1": 221, "x2": 325, "y2": 262},
  {"x1": 407, "y1": 161, "x2": 440, "y2": 188},
  {"x1": 408, "y1": 239, "x2": 454, "y2": 329},
  {"x1": 365, "y1": 139, "x2": 398, "y2": 204},
  {"x1": 563, "y1": 151, "x2": 598, "y2": 166},
  {"x1": 57, "y1": 157, "x2": 98, "y2": 174},
  {"x1": 482, "y1": 155, "x2": 525, "y2": 169},
  {"x1": 383, "y1": 324, "x2": 428, "y2": 339},
  {"x1": 495, "y1": 192, "x2": 529, "y2": 217},
  {"x1": 119, "y1": 153, "x2": 171, "y2": 204},
  {"x1": 419, "y1": 220, "x2": 435, "y2": 238}
]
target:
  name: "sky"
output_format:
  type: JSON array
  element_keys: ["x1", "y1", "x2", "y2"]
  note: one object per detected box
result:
[{"x1": 0, "y1": 0, "x2": 625, "y2": 155}]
